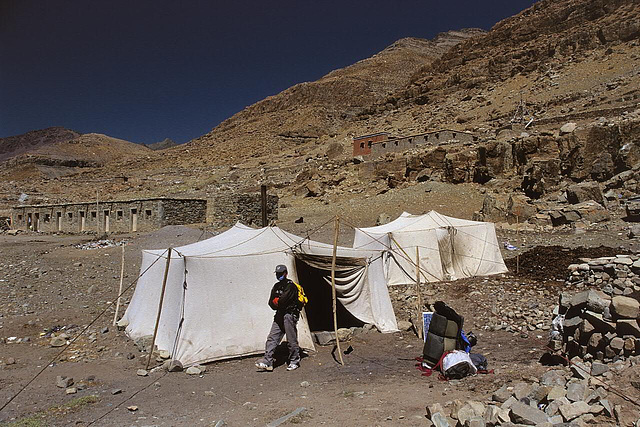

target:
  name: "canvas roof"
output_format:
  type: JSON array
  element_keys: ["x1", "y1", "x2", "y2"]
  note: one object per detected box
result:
[
  {"x1": 123, "y1": 223, "x2": 397, "y2": 366},
  {"x1": 353, "y1": 211, "x2": 508, "y2": 284}
]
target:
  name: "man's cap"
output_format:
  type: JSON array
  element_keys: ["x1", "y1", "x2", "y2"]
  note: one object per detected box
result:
[{"x1": 275, "y1": 264, "x2": 288, "y2": 274}]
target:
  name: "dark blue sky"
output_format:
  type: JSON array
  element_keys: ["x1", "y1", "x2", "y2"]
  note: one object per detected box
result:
[{"x1": 0, "y1": 1, "x2": 535, "y2": 144}]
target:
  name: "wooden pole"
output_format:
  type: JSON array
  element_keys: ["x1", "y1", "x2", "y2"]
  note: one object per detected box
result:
[
  {"x1": 146, "y1": 247, "x2": 172, "y2": 370},
  {"x1": 516, "y1": 214, "x2": 520, "y2": 275},
  {"x1": 261, "y1": 184, "x2": 268, "y2": 227},
  {"x1": 96, "y1": 190, "x2": 100, "y2": 235},
  {"x1": 415, "y1": 246, "x2": 423, "y2": 340},
  {"x1": 331, "y1": 216, "x2": 344, "y2": 365},
  {"x1": 390, "y1": 235, "x2": 430, "y2": 283},
  {"x1": 113, "y1": 243, "x2": 126, "y2": 326}
]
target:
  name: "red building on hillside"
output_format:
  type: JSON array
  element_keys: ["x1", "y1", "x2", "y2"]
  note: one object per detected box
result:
[{"x1": 352, "y1": 132, "x2": 395, "y2": 156}]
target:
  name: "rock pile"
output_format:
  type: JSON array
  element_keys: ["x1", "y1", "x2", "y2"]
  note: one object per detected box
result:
[
  {"x1": 549, "y1": 253, "x2": 640, "y2": 361},
  {"x1": 538, "y1": 201, "x2": 611, "y2": 228},
  {"x1": 74, "y1": 239, "x2": 127, "y2": 250},
  {"x1": 311, "y1": 325, "x2": 376, "y2": 346},
  {"x1": 426, "y1": 364, "x2": 622, "y2": 426}
]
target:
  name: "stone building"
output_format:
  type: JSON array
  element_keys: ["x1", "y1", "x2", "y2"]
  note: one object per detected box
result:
[
  {"x1": 352, "y1": 132, "x2": 398, "y2": 156},
  {"x1": 353, "y1": 129, "x2": 477, "y2": 158},
  {"x1": 207, "y1": 193, "x2": 279, "y2": 228},
  {"x1": 11, "y1": 198, "x2": 207, "y2": 233}
]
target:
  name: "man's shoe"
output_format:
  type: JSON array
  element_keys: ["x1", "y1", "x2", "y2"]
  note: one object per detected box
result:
[
  {"x1": 286, "y1": 363, "x2": 299, "y2": 371},
  {"x1": 255, "y1": 362, "x2": 273, "y2": 372}
]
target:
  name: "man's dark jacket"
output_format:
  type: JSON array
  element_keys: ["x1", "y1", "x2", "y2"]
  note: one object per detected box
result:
[{"x1": 268, "y1": 278, "x2": 299, "y2": 313}]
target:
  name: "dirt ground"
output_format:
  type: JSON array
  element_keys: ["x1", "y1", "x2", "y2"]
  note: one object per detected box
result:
[{"x1": 2, "y1": 213, "x2": 640, "y2": 426}]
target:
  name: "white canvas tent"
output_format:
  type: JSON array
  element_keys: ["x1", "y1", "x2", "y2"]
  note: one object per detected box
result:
[
  {"x1": 353, "y1": 211, "x2": 508, "y2": 285},
  {"x1": 123, "y1": 223, "x2": 397, "y2": 367}
]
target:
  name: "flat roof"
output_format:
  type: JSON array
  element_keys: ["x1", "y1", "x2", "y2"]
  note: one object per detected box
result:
[
  {"x1": 353, "y1": 132, "x2": 393, "y2": 140},
  {"x1": 13, "y1": 197, "x2": 206, "y2": 209},
  {"x1": 375, "y1": 129, "x2": 475, "y2": 142},
  {"x1": 355, "y1": 129, "x2": 473, "y2": 142}
]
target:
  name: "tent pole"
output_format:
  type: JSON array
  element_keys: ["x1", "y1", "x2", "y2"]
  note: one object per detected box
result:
[
  {"x1": 516, "y1": 214, "x2": 520, "y2": 275},
  {"x1": 331, "y1": 216, "x2": 344, "y2": 365},
  {"x1": 416, "y1": 246, "x2": 423, "y2": 340},
  {"x1": 146, "y1": 247, "x2": 172, "y2": 370},
  {"x1": 261, "y1": 184, "x2": 268, "y2": 227},
  {"x1": 390, "y1": 235, "x2": 429, "y2": 282},
  {"x1": 96, "y1": 190, "x2": 100, "y2": 235},
  {"x1": 112, "y1": 243, "x2": 126, "y2": 326}
]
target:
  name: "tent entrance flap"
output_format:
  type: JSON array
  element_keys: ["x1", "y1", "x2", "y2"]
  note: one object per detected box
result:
[{"x1": 294, "y1": 254, "x2": 366, "y2": 332}]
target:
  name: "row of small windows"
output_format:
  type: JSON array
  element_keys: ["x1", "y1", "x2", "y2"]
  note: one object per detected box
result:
[
  {"x1": 357, "y1": 132, "x2": 469, "y2": 150},
  {"x1": 16, "y1": 209, "x2": 153, "y2": 222}
]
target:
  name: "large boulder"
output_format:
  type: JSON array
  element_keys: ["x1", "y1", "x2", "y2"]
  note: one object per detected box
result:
[
  {"x1": 558, "y1": 401, "x2": 591, "y2": 421},
  {"x1": 373, "y1": 158, "x2": 407, "y2": 186},
  {"x1": 568, "y1": 289, "x2": 610, "y2": 313},
  {"x1": 510, "y1": 401, "x2": 549, "y2": 425},
  {"x1": 616, "y1": 319, "x2": 640, "y2": 337},
  {"x1": 590, "y1": 152, "x2": 615, "y2": 181},
  {"x1": 305, "y1": 181, "x2": 324, "y2": 197},
  {"x1": 611, "y1": 296, "x2": 640, "y2": 319},
  {"x1": 326, "y1": 142, "x2": 344, "y2": 159},
  {"x1": 627, "y1": 199, "x2": 640, "y2": 221},
  {"x1": 521, "y1": 158, "x2": 562, "y2": 199},
  {"x1": 507, "y1": 195, "x2": 537, "y2": 222},
  {"x1": 560, "y1": 123, "x2": 577, "y2": 134},
  {"x1": 546, "y1": 201, "x2": 610, "y2": 227},
  {"x1": 473, "y1": 193, "x2": 535, "y2": 224},
  {"x1": 444, "y1": 151, "x2": 476, "y2": 183},
  {"x1": 566, "y1": 181, "x2": 605, "y2": 206}
]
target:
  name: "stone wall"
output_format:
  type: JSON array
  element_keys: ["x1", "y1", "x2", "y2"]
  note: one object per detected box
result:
[
  {"x1": 549, "y1": 253, "x2": 640, "y2": 362},
  {"x1": 11, "y1": 198, "x2": 207, "y2": 234},
  {"x1": 368, "y1": 130, "x2": 476, "y2": 158},
  {"x1": 207, "y1": 193, "x2": 278, "y2": 228},
  {"x1": 161, "y1": 199, "x2": 207, "y2": 226}
]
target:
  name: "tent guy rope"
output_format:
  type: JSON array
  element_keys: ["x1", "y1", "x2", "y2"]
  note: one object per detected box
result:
[{"x1": 0, "y1": 249, "x2": 169, "y2": 414}]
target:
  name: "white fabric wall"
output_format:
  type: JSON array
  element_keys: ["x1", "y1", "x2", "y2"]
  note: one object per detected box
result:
[
  {"x1": 173, "y1": 253, "x2": 315, "y2": 366},
  {"x1": 123, "y1": 223, "x2": 398, "y2": 366},
  {"x1": 124, "y1": 250, "x2": 186, "y2": 355},
  {"x1": 353, "y1": 211, "x2": 508, "y2": 285}
]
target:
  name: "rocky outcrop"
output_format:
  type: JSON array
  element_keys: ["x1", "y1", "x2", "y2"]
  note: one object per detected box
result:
[
  {"x1": 566, "y1": 181, "x2": 605, "y2": 206},
  {"x1": 403, "y1": 0, "x2": 640, "y2": 104}
]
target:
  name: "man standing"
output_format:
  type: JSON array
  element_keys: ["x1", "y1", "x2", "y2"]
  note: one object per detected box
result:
[{"x1": 256, "y1": 264, "x2": 301, "y2": 371}]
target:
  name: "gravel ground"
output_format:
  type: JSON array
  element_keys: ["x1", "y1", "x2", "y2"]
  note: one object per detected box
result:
[{"x1": 1, "y1": 203, "x2": 640, "y2": 425}]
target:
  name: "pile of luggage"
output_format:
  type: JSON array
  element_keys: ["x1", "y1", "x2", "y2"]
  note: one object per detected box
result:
[{"x1": 418, "y1": 301, "x2": 488, "y2": 380}]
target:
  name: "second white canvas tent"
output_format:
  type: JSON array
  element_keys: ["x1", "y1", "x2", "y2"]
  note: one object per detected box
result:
[
  {"x1": 352, "y1": 211, "x2": 508, "y2": 285},
  {"x1": 122, "y1": 223, "x2": 398, "y2": 367}
]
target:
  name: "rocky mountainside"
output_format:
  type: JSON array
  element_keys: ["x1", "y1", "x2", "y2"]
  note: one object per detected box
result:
[
  {"x1": 183, "y1": 30, "x2": 484, "y2": 161},
  {"x1": 372, "y1": 0, "x2": 640, "y2": 131},
  {"x1": 2, "y1": 0, "x2": 640, "y2": 227},
  {"x1": 0, "y1": 132, "x2": 151, "y2": 210},
  {"x1": 1, "y1": 132, "x2": 151, "y2": 175},
  {"x1": 0, "y1": 127, "x2": 80, "y2": 162}
]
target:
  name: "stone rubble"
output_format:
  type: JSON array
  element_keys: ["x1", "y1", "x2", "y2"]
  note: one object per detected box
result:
[
  {"x1": 55, "y1": 376, "x2": 73, "y2": 388},
  {"x1": 311, "y1": 325, "x2": 376, "y2": 346},
  {"x1": 185, "y1": 365, "x2": 206, "y2": 375},
  {"x1": 73, "y1": 239, "x2": 127, "y2": 250},
  {"x1": 549, "y1": 252, "x2": 640, "y2": 361},
  {"x1": 426, "y1": 362, "x2": 621, "y2": 426}
]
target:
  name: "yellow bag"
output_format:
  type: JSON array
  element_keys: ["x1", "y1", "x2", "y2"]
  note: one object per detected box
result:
[{"x1": 294, "y1": 281, "x2": 308, "y2": 307}]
